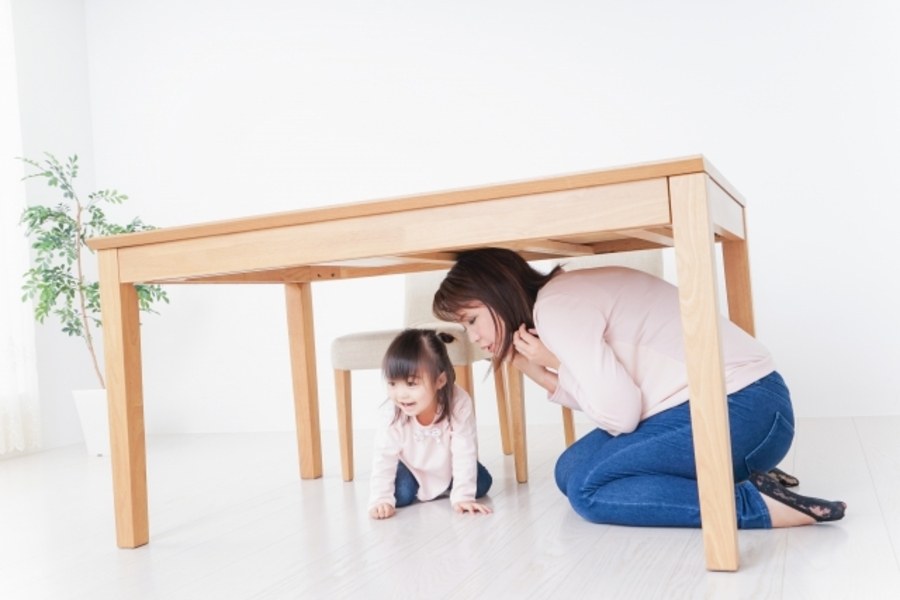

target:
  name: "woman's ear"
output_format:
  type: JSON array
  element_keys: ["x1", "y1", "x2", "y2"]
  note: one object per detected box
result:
[{"x1": 435, "y1": 371, "x2": 448, "y2": 390}]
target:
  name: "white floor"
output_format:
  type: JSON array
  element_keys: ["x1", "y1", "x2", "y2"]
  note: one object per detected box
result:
[{"x1": 2, "y1": 417, "x2": 899, "y2": 600}]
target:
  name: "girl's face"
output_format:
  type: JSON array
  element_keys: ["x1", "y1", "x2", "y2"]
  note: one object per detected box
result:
[
  {"x1": 456, "y1": 302, "x2": 504, "y2": 356},
  {"x1": 388, "y1": 370, "x2": 447, "y2": 425}
]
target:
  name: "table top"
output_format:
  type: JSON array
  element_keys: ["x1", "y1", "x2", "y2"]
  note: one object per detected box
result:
[{"x1": 85, "y1": 155, "x2": 744, "y2": 284}]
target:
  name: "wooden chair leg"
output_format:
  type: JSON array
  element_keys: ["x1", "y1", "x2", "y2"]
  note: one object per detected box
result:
[
  {"x1": 334, "y1": 370, "x2": 354, "y2": 482},
  {"x1": 454, "y1": 364, "x2": 475, "y2": 404},
  {"x1": 493, "y1": 366, "x2": 512, "y2": 455},
  {"x1": 505, "y1": 362, "x2": 528, "y2": 483},
  {"x1": 562, "y1": 407, "x2": 576, "y2": 447}
]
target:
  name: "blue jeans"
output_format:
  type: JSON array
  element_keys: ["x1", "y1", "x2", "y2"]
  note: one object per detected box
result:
[
  {"x1": 555, "y1": 371, "x2": 794, "y2": 529},
  {"x1": 394, "y1": 461, "x2": 493, "y2": 507}
]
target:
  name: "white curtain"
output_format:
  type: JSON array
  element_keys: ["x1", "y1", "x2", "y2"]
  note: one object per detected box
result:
[{"x1": 1, "y1": 0, "x2": 41, "y2": 456}]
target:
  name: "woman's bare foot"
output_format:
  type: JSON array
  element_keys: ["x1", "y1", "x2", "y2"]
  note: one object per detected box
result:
[
  {"x1": 761, "y1": 493, "x2": 816, "y2": 527},
  {"x1": 748, "y1": 471, "x2": 846, "y2": 527}
]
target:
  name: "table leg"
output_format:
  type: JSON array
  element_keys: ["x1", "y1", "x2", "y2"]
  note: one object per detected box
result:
[
  {"x1": 670, "y1": 173, "x2": 740, "y2": 572},
  {"x1": 722, "y1": 227, "x2": 755, "y2": 336},
  {"x1": 505, "y1": 362, "x2": 528, "y2": 483},
  {"x1": 285, "y1": 283, "x2": 323, "y2": 479},
  {"x1": 98, "y1": 250, "x2": 149, "y2": 549}
]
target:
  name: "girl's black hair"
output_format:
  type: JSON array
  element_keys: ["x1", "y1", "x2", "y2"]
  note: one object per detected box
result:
[
  {"x1": 382, "y1": 328, "x2": 457, "y2": 424},
  {"x1": 432, "y1": 248, "x2": 561, "y2": 367}
]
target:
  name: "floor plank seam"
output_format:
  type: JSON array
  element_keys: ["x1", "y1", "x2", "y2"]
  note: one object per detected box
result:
[{"x1": 852, "y1": 417, "x2": 900, "y2": 573}]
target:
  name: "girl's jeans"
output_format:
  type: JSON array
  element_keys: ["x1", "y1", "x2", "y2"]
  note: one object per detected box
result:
[
  {"x1": 394, "y1": 461, "x2": 493, "y2": 507},
  {"x1": 555, "y1": 371, "x2": 794, "y2": 529}
]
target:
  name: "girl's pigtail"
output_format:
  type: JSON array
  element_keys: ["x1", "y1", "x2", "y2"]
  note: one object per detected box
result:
[{"x1": 437, "y1": 332, "x2": 456, "y2": 344}]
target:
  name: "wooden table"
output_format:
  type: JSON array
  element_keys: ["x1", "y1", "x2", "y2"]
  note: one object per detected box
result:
[{"x1": 88, "y1": 155, "x2": 755, "y2": 571}]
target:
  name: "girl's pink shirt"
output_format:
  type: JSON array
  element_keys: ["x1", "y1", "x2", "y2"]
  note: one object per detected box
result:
[
  {"x1": 368, "y1": 385, "x2": 478, "y2": 509},
  {"x1": 535, "y1": 267, "x2": 777, "y2": 436}
]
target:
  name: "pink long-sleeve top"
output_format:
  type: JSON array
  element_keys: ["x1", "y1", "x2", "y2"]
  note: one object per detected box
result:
[
  {"x1": 535, "y1": 267, "x2": 777, "y2": 436},
  {"x1": 368, "y1": 384, "x2": 478, "y2": 509}
]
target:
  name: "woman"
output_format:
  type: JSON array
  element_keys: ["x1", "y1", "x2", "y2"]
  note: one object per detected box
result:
[{"x1": 433, "y1": 248, "x2": 845, "y2": 528}]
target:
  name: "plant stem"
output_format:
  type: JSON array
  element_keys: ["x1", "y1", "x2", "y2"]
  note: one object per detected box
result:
[{"x1": 75, "y1": 198, "x2": 106, "y2": 389}]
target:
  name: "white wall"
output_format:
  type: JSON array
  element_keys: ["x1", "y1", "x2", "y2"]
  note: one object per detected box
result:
[
  {"x1": 11, "y1": 0, "x2": 99, "y2": 449},
  {"x1": 14, "y1": 1, "x2": 900, "y2": 447}
]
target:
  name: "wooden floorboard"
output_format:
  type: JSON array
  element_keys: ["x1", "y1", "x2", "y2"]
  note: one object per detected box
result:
[
  {"x1": 782, "y1": 418, "x2": 900, "y2": 599},
  {"x1": 855, "y1": 417, "x2": 900, "y2": 572},
  {"x1": 0, "y1": 418, "x2": 895, "y2": 599}
]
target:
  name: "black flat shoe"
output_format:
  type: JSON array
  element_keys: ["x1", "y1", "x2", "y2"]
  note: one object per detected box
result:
[
  {"x1": 749, "y1": 470, "x2": 846, "y2": 523},
  {"x1": 767, "y1": 467, "x2": 800, "y2": 488}
]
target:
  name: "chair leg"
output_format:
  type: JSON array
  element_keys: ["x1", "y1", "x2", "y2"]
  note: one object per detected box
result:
[
  {"x1": 506, "y1": 362, "x2": 528, "y2": 483},
  {"x1": 492, "y1": 366, "x2": 512, "y2": 455},
  {"x1": 454, "y1": 365, "x2": 475, "y2": 405},
  {"x1": 562, "y1": 407, "x2": 576, "y2": 447},
  {"x1": 334, "y1": 370, "x2": 354, "y2": 482}
]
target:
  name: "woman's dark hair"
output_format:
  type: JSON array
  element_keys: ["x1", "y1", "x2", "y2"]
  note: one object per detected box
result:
[
  {"x1": 432, "y1": 248, "x2": 562, "y2": 365},
  {"x1": 382, "y1": 328, "x2": 457, "y2": 424}
]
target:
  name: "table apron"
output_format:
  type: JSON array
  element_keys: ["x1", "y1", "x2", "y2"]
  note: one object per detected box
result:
[{"x1": 118, "y1": 178, "x2": 672, "y2": 283}]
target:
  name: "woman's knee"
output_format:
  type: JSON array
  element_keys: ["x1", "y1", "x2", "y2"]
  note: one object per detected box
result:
[
  {"x1": 564, "y1": 478, "x2": 613, "y2": 525},
  {"x1": 555, "y1": 452, "x2": 577, "y2": 495},
  {"x1": 554, "y1": 428, "x2": 612, "y2": 495}
]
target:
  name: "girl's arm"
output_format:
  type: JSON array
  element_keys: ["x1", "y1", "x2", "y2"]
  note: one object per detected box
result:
[
  {"x1": 448, "y1": 388, "x2": 489, "y2": 513},
  {"x1": 368, "y1": 416, "x2": 402, "y2": 516}
]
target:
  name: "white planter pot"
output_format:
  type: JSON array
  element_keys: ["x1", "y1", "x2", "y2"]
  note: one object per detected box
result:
[{"x1": 72, "y1": 389, "x2": 110, "y2": 457}]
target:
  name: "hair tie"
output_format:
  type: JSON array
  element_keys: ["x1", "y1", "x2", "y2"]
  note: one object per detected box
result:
[{"x1": 437, "y1": 332, "x2": 456, "y2": 344}]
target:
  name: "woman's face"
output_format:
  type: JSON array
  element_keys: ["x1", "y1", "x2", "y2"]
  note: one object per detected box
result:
[{"x1": 456, "y1": 302, "x2": 504, "y2": 356}]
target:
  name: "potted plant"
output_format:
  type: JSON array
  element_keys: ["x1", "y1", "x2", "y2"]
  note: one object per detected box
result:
[{"x1": 17, "y1": 153, "x2": 168, "y2": 456}]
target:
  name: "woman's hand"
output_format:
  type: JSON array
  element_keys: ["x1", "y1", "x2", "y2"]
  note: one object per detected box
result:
[
  {"x1": 453, "y1": 501, "x2": 493, "y2": 515},
  {"x1": 509, "y1": 342, "x2": 559, "y2": 395},
  {"x1": 513, "y1": 325, "x2": 560, "y2": 371},
  {"x1": 369, "y1": 503, "x2": 396, "y2": 519}
]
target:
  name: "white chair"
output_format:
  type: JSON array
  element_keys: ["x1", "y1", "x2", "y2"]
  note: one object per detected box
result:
[{"x1": 330, "y1": 270, "x2": 511, "y2": 481}]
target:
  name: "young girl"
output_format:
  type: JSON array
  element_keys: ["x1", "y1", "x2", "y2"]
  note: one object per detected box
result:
[{"x1": 368, "y1": 328, "x2": 493, "y2": 519}]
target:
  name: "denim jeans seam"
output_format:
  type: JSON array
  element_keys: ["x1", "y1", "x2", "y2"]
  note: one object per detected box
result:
[
  {"x1": 732, "y1": 372, "x2": 788, "y2": 399},
  {"x1": 743, "y1": 412, "x2": 795, "y2": 477},
  {"x1": 575, "y1": 422, "x2": 695, "y2": 494},
  {"x1": 744, "y1": 386, "x2": 792, "y2": 406},
  {"x1": 745, "y1": 483, "x2": 772, "y2": 529}
]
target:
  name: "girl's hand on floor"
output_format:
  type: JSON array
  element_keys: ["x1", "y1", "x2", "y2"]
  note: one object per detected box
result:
[
  {"x1": 454, "y1": 501, "x2": 493, "y2": 515},
  {"x1": 369, "y1": 503, "x2": 396, "y2": 519}
]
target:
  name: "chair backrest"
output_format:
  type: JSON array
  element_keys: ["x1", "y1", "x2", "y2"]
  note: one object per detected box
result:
[
  {"x1": 404, "y1": 270, "x2": 451, "y2": 327},
  {"x1": 556, "y1": 248, "x2": 664, "y2": 278}
]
